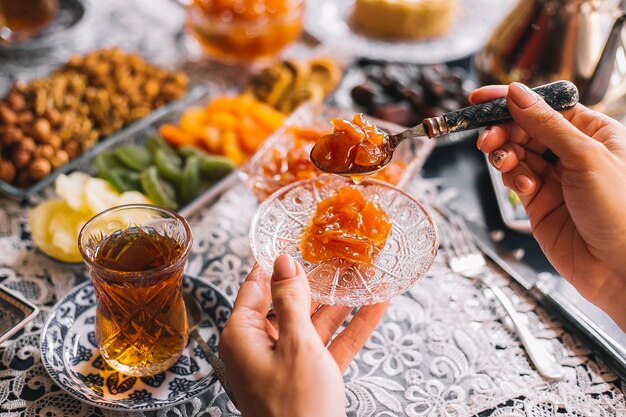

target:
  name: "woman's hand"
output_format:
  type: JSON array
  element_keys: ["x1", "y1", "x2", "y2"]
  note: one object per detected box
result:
[
  {"x1": 218, "y1": 254, "x2": 388, "y2": 417},
  {"x1": 471, "y1": 82, "x2": 626, "y2": 329}
]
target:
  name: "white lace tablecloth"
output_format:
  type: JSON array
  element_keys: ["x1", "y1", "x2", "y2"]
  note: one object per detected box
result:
[
  {"x1": 0, "y1": 177, "x2": 624, "y2": 417},
  {"x1": 0, "y1": 0, "x2": 625, "y2": 416}
]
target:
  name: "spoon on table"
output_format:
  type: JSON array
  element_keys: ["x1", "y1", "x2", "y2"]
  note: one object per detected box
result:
[
  {"x1": 310, "y1": 80, "x2": 579, "y2": 177},
  {"x1": 184, "y1": 292, "x2": 237, "y2": 406}
]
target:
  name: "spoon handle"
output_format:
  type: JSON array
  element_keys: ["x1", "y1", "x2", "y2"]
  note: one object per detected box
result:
[
  {"x1": 423, "y1": 80, "x2": 579, "y2": 137},
  {"x1": 192, "y1": 330, "x2": 238, "y2": 407}
]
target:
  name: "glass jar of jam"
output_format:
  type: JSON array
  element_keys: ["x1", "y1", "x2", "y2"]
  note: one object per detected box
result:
[{"x1": 184, "y1": 0, "x2": 304, "y2": 64}]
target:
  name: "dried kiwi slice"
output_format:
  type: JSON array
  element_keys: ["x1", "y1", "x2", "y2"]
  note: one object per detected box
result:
[
  {"x1": 154, "y1": 148, "x2": 183, "y2": 184},
  {"x1": 179, "y1": 156, "x2": 200, "y2": 205},
  {"x1": 115, "y1": 145, "x2": 153, "y2": 172},
  {"x1": 104, "y1": 168, "x2": 142, "y2": 193},
  {"x1": 140, "y1": 167, "x2": 178, "y2": 210},
  {"x1": 146, "y1": 135, "x2": 177, "y2": 158},
  {"x1": 178, "y1": 146, "x2": 235, "y2": 179},
  {"x1": 95, "y1": 151, "x2": 125, "y2": 177}
]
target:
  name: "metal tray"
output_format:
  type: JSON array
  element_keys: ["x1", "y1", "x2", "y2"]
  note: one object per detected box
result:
[
  {"x1": 25, "y1": 85, "x2": 240, "y2": 220},
  {"x1": 0, "y1": 284, "x2": 39, "y2": 345},
  {"x1": 0, "y1": 85, "x2": 208, "y2": 199}
]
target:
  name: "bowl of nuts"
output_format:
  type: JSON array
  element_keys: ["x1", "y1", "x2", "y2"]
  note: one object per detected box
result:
[{"x1": 0, "y1": 48, "x2": 192, "y2": 198}]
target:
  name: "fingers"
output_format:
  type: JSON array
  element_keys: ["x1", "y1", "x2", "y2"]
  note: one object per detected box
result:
[
  {"x1": 328, "y1": 302, "x2": 388, "y2": 373},
  {"x1": 312, "y1": 305, "x2": 354, "y2": 346},
  {"x1": 270, "y1": 254, "x2": 316, "y2": 342},
  {"x1": 232, "y1": 264, "x2": 272, "y2": 315},
  {"x1": 501, "y1": 161, "x2": 542, "y2": 198},
  {"x1": 266, "y1": 300, "x2": 320, "y2": 331},
  {"x1": 468, "y1": 85, "x2": 508, "y2": 104},
  {"x1": 506, "y1": 82, "x2": 597, "y2": 168}
]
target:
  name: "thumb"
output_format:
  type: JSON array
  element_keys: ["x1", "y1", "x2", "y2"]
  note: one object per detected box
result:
[
  {"x1": 507, "y1": 82, "x2": 594, "y2": 168},
  {"x1": 271, "y1": 254, "x2": 315, "y2": 341}
]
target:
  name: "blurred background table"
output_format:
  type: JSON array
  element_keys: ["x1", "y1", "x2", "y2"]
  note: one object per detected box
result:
[{"x1": 0, "y1": 0, "x2": 624, "y2": 416}]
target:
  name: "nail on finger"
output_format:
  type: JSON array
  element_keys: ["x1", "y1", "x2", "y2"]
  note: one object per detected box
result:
[
  {"x1": 477, "y1": 128, "x2": 490, "y2": 150},
  {"x1": 491, "y1": 149, "x2": 507, "y2": 169},
  {"x1": 514, "y1": 174, "x2": 534, "y2": 193}
]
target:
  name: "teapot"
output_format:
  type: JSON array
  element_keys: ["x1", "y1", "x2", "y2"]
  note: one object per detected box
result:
[{"x1": 473, "y1": 0, "x2": 626, "y2": 115}]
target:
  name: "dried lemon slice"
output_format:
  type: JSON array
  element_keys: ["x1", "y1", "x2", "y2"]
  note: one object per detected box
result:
[
  {"x1": 84, "y1": 178, "x2": 121, "y2": 215},
  {"x1": 55, "y1": 172, "x2": 91, "y2": 212}
]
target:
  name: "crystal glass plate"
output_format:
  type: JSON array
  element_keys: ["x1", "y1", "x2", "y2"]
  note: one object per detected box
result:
[
  {"x1": 39, "y1": 274, "x2": 232, "y2": 411},
  {"x1": 304, "y1": 0, "x2": 517, "y2": 64},
  {"x1": 250, "y1": 175, "x2": 438, "y2": 306}
]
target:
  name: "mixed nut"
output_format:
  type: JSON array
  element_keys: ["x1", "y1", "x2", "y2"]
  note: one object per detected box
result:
[{"x1": 0, "y1": 48, "x2": 188, "y2": 188}]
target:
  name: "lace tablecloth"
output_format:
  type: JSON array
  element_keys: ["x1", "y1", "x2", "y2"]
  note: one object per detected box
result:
[
  {"x1": 1, "y1": 0, "x2": 625, "y2": 416},
  {"x1": 0, "y1": 177, "x2": 624, "y2": 417}
]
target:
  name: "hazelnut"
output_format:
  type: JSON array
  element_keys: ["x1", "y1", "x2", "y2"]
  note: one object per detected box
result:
[
  {"x1": 6, "y1": 92, "x2": 26, "y2": 112},
  {"x1": 44, "y1": 108, "x2": 61, "y2": 126},
  {"x1": 0, "y1": 160, "x2": 16, "y2": 183},
  {"x1": 0, "y1": 105, "x2": 17, "y2": 125},
  {"x1": 38, "y1": 144, "x2": 55, "y2": 160},
  {"x1": 29, "y1": 157, "x2": 52, "y2": 180},
  {"x1": 50, "y1": 149, "x2": 69, "y2": 168},
  {"x1": 48, "y1": 134, "x2": 62, "y2": 150},
  {"x1": 18, "y1": 137, "x2": 36, "y2": 153},
  {"x1": 17, "y1": 111, "x2": 34, "y2": 126},
  {"x1": 11, "y1": 149, "x2": 32, "y2": 168},
  {"x1": 3, "y1": 126, "x2": 23, "y2": 145},
  {"x1": 63, "y1": 141, "x2": 80, "y2": 159},
  {"x1": 33, "y1": 118, "x2": 51, "y2": 142}
]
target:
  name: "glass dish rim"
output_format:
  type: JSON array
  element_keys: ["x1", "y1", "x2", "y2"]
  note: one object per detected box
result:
[{"x1": 249, "y1": 174, "x2": 439, "y2": 304}]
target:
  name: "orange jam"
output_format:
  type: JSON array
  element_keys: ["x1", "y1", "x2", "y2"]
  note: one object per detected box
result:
[
  {"x1": 300, "y1": 186, "x2": 392, "y2": 264},
  {"x1": 259, "y1": 126, "x2": 405, "y2": 196},
  {"x1": 187, "y1": 0, "x2": 304, "y2": 63},
  {"x1": 263, "y1": 126, "x2": 325, "y2": 184},
  {"x1": 311, "y1": 113, "x2": 388, "y2": 173}
]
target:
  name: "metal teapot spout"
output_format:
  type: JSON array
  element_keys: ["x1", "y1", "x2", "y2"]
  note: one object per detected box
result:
[{"x1": 584, "y1": 14, "x2": 626, "y2": 105}]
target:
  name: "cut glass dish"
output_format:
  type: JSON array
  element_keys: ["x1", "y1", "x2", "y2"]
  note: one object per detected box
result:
[{"x1": 250, "y1": 175, "x2": 438, "y2": 306}]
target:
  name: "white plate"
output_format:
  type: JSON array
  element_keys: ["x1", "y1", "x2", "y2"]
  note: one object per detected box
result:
[{"x1": 305, "y1": 0, "x2": 517, "y2": 64}]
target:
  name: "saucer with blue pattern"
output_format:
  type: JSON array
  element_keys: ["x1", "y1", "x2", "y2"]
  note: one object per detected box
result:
[{"x1": 40, "y1": 274, "x2": 232, "y2": 411}]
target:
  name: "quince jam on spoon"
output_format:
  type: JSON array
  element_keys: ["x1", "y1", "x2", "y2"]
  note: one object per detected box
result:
[
  {"x1": 310, "y1": 113, "x2": 390, "y2": 176},
  {"x1": 300, "y1": 186, "x2": 392, "y2": 264}
]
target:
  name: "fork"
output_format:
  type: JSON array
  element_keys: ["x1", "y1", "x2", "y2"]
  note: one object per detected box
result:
[{"x1": 437, "y1": 209, "x2": 565, "y2": 380}]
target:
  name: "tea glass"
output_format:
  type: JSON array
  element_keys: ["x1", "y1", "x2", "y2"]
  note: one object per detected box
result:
[
  {"x1": 0, "y1": 0, "x2": 57, "y2": 44},
  {"x1": 78, "y1": 204, "x2": 193, "y2": 377}
]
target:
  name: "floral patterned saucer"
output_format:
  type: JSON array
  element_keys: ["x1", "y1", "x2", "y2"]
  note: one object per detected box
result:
[{"x1": 40, "y1": 275, "x2": 232, "y2": 411}]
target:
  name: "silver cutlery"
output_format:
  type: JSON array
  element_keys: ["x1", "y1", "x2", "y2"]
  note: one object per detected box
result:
[{"x1": 436, "y1": 209, "x2": 565, "y2": 380}]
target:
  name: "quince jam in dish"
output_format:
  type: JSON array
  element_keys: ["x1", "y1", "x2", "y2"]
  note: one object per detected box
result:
[
  {"x1": 300, "y1": 186, "x2": 392, "y2": 264},
  {"x1": 311, "y1": 113, "x2": 388, "y2": 174}
]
